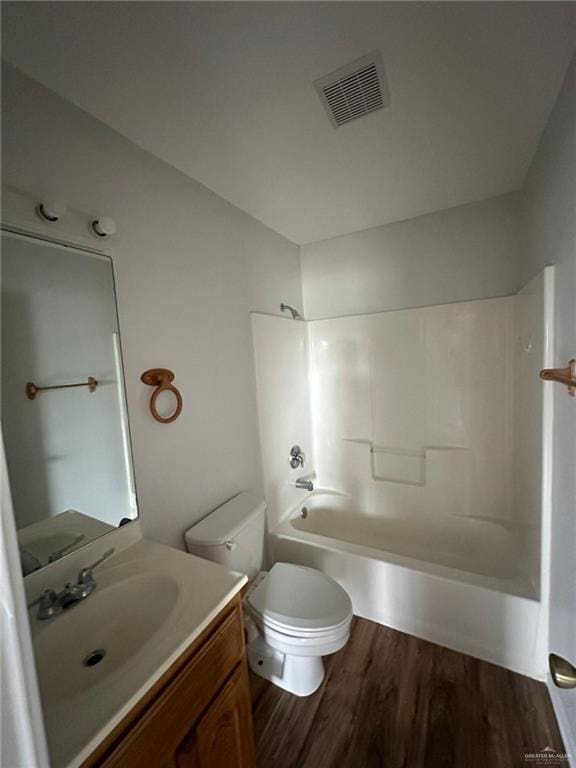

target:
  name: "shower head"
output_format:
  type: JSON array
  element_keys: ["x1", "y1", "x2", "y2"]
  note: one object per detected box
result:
[{"x1": 280, "y1": 303, "x2": 302, "y2": 320}]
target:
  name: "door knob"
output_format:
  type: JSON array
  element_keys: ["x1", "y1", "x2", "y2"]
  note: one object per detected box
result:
[{"x1": 549, "y1": 653, "x2": 576, "y2": 689}]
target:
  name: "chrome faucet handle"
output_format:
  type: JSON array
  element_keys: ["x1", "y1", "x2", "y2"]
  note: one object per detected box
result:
[
  {"x1": 289, "y1": 445, "x2": 305, "y2": 469},
  {"x1": 77, "y1": 547, "x2": 115, "y2": 585},
  {"x1": 26, "y1": 548, "x2": 116, "y2": 621},
  {"x1": 28, "y1": 589, "x2": 61, "y2": 619}
]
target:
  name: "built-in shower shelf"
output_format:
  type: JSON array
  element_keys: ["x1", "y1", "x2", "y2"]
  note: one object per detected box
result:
[
  {"x1": 343, "y1": 439, "x2": 467, "y2": 486},
  {"x1": 371, "y1": 446, "x2": 425, "y2": 485}
]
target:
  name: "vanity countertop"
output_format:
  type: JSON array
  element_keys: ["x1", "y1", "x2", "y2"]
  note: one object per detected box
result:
[{"x1": 29, "y1": 537, "x2": 247, "y2": 768}]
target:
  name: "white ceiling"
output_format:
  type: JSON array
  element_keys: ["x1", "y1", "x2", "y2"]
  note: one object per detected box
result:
[{"x1": 3, "y1": 2, "x2": 575, "y2": 244}]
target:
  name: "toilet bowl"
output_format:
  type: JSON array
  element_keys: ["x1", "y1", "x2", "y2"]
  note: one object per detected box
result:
[
  {"x1": 184, "y1": 492, "x2": 353, "y2": 697},
  {"x1": 244, "y1": 562, "x2": 353, "y2": 696}
]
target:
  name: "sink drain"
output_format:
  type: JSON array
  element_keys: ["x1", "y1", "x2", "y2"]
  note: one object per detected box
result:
[{"x1": 83, "y1": 649, "x2": 106, "y2": 668}]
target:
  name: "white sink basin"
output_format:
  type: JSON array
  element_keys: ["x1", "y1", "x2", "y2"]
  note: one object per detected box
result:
[
  {"x1": 35, "y1": 571, "x2": 180, "y2": 701},
  {"x1": 30, "y1": 538, "x2": 247, "y2": 768}
]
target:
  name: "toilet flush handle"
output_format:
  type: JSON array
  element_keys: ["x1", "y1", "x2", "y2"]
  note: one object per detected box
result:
[{"x1": 225, "y1": 540, "x2": 237, "y2": 551}]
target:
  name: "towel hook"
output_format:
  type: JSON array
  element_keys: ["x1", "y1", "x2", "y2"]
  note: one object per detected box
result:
[
  {"x1": 540, "y1": 359, "x2": 576, "y2": 397},
  {"x1": 140, "y1": 368, "x2": 183, "y2": 423}
]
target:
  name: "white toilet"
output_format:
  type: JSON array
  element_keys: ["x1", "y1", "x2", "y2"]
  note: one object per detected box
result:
[{"x1": 185, "y1": 492, "x2": 353, "y2": 696}]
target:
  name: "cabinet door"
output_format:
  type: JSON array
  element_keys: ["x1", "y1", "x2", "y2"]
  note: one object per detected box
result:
[
  {"x1": 93, "y1": 606, "x2": 247, "y2": 768},
  {"x1": 177, "y1": 663, "x2": 255, "y2": 768}
]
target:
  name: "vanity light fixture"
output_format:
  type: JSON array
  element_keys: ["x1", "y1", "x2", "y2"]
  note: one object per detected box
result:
[
  {"x1": 91, "y1": 216, "x2": 117, "y2": 238},
  {"x1": 36, "y1": 199, "x2": 67, "y2": 222}
]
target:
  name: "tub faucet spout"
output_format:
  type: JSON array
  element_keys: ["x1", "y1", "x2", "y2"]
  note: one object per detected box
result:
[{"x1": 295, "y1": 478, "x2": 314, "y2": 491}]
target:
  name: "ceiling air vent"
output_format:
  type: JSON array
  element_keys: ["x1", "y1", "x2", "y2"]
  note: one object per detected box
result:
[{"x1": 314, "y1": 50, "x2": 390, "y2": 128}]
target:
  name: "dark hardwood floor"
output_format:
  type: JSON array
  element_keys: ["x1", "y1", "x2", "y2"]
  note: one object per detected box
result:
[{"x1": 249, "y1": 617, "x2": 564, "y2": 768}]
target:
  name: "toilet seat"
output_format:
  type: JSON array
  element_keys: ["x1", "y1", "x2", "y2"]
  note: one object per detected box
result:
[
  {"x1": 249, "y1": 604, "x2": 352, "y2": 637},
  {"x1": 253, "y1": 615, "x2": 352, "y2": 656},
  {"x1": 246, "y1": 562, "x2": 353, "y2": 635}
]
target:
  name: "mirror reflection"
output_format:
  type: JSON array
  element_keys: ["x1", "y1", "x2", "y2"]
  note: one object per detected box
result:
[{"x1": 1, "y1": 231, "x2": 138, "y2": 575}]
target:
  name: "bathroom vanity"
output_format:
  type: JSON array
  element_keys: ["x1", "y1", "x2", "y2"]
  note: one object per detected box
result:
[
  {"x1": 84, "y1": 594, "x2": 254, "y2": 767},
  {"x1": 25, "y1": 535, "x2": 255, "y2": 768}
]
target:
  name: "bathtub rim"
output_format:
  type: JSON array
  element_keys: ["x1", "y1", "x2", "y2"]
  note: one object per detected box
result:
[{"x1": 277, "y1": 489, "x2": 538, "y2": 602}]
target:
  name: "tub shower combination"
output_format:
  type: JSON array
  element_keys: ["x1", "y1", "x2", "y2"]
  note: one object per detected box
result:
[{"x1": 253, "y1": 269, "x2": 553, "y2": 680}]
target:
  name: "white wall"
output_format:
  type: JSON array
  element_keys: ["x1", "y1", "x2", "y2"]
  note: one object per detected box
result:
[
  {"x1": 301, "y1": 192, "x2": 522, "y2": 319},
  {"x1": 1, "y1": 64, "x2": 302, "y2": 549},
  {"x1": 522, "y1": 53, "x2": 576, "y2": 756}
]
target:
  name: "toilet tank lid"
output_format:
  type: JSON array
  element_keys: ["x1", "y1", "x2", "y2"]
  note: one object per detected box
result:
[{"x1": 185, "y1": 492, "x2": 266, "y2": 547}]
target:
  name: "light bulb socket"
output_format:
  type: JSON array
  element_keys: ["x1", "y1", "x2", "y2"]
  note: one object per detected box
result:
[
  {"x1": 36, "y1": 201, "x2": 67, "y2": 222},
  {"x1": 91, "y1": 220, "x2": 106, "y2": 237},
  {"x1": 91, "y1": 217, "x2": 117, "y2": 238}
]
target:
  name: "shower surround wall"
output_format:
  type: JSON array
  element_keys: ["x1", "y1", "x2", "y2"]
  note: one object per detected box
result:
[
  {"x1": 309, "y1": 298, "x2": 514, "y2": 520},
  {"x1": 252, "y1": 315, "x2": 313, "y2": 532},
  {"x1": 308, "y1": 289, "x2": 544, "y2": 596}
]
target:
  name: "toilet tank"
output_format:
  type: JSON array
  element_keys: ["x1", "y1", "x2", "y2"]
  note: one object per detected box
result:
[{"x1": 184, "y1": 492, "x2": 266, "y2": 579}]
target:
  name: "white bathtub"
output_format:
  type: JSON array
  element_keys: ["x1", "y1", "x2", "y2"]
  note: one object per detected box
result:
[{"x1": 271, "y1": 492, "x2": 547, "y2": 680}]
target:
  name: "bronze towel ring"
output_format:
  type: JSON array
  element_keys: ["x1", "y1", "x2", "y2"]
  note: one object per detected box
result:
[{"x1": 140, "y1": 368, "x2": 183, "y2": 423}]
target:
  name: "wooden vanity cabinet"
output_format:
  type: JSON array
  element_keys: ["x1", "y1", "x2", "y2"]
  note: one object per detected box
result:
[{"x1": 84, "y1": 595, "x2": 255, "y2": 768}]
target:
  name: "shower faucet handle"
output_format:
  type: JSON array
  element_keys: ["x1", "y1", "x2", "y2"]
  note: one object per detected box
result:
[{"x1": 289, "y1": 445, "x2": 305, "y2": 469}]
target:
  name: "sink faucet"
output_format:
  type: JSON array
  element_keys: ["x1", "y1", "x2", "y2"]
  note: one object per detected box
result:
[
  {"x1": 295, "y1": 478, "x2": 314, "y2": 491},
  {"x1": 28, "y1": 548, "x2": 115, "y2": 620}
]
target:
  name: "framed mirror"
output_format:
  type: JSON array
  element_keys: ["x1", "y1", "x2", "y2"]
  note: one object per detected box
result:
[{"x1": 1, "y1": 230, "x2": 139, "y2": 575}]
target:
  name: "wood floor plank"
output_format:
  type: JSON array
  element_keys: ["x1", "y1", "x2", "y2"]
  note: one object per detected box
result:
[{"x1": 250, "y1": 618, "x2": 564, "y2": 768}]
